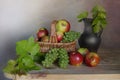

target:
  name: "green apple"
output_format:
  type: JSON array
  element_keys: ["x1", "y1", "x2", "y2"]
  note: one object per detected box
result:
[
  {"x1": 77, "y1": 48, "x2": 89, "y2": 56},
  {"x1": 56, "y1": 19, "x2": 70, "y2": 33}
]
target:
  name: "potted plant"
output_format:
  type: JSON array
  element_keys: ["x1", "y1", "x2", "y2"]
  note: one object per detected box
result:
[{"x1": 77, "y1": 5, "x2": 107, "y2": 52}]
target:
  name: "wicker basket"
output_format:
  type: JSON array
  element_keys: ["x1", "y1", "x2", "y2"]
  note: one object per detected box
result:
[{"x1": 37, "y1": 20, "x2": 76, "y2": 52}]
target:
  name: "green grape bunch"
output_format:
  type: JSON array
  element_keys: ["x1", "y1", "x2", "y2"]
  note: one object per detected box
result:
[
  {"x1": 62, "y1": 31, "x2": 80, "y2": 43},
  {"x1": 42, "y1": 48, "x2": 69, "y2": 69},
  {"x1": 42, "y1": 48, "x2": 59, "y2": 68},
  {"x1": 58, "y1": 48, "x2": 69, "y2": 68}
]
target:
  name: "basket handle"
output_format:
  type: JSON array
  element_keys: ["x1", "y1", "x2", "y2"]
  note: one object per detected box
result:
[{"x1": 49, "y1": 20, "x2": 58, "y2": 43}]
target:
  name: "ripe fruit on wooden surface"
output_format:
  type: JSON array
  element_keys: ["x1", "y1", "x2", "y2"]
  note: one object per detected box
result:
[
  {"x1": 69, "y1": 51, "x2": 83, "y2": 66},
  {"x1": 77, "y1": 48, "x2": 89, "y2": 56},
  {"x1": 85, "y1": 52, "x2": 100, "y2": 67},
  {"x1": 56, "y1": 19, "x2": 70, "y2": 33}
]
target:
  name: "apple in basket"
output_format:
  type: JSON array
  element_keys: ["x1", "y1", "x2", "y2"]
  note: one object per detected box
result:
[
  {"x1": 37, "y1": 27, "x2": 48, "y2": 39},
  {"x1": 56, "y1": 31, "x2": 64, "y2": 42},
  {"x1": 56, "y1": 19, "x2": 70, "y2": 33},
  {"x1": 41, "y1": 36, "x2": 49, "y2": 42}
]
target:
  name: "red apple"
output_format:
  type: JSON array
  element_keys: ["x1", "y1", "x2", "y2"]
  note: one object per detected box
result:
[
  {"x1": 77, "y1": 48, "x2": 89, "y2": 57},
  {"x1": 56, "y1": 19, "x2": 70, "y2": 33},
  {"x1": 41, "y1": 36, "x2": 49, "y2": 42},
  {"x1": 69, "y1": 51, "x2": 83, "y2": 66},
  {"x1": 37, "y1": 27, "x2": 48, "y2": 39},
  {"x1": 85, "y1": 52, "x2": 100, "y2": 67},
  {"x1": 56, "y1": 31, "x2": 64, "y2": 42}
]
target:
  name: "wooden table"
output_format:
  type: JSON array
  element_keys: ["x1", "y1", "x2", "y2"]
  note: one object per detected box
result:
[{"x1": 5, "y1": 49, "x2": 120, "y2": 80}]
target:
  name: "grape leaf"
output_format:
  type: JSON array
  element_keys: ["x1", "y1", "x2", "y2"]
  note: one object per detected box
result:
[
  {"x1": 101, "y1": 19, "x2": 107, "y2": 28},
  {"x1": 92, "y1": 5, "x2": 106, "y2": 13},
  {"x1": 77, "y1": 11, "x2": 88, "y2": 22},
  {"x1": 16, "y1": 40, "x2": 27, "y2": 56},
  {"x1": 16, "y1": 36, "x2": 40, "y2": 56},
  {"x1": 3, "y1": 60, "x2": 17, "y2": 74},
  {"x1": 18, "y1": 56, "x2": 40, "y2": 72},
  {"x1": 3, "y1": 36, "x2": 41, "y2": 75},
  {"x1": 93, "y1": 25, "x2": 101, "y2": 33},
  {"x1": 98, "y1": 12, "x2": 106, "y2": 19}
]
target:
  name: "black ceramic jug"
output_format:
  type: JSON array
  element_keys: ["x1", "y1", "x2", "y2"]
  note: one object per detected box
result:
[{"x1": 78, "y1": 18, "x2": 102, "y2": 52}]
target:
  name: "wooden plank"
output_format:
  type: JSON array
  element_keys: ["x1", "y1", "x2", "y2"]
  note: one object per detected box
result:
[
  {"x1": 4, "y1": 49, "x2": 120, "y2": 80},
  {"x1": 5, "y1": 73, "x2": 120, "y2": 80},
  {"x1": 35, "y1": 49, "x2": 120, "y2": 74}
]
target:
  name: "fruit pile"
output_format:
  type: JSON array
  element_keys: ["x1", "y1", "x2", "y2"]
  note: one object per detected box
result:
[
  {"x1": 42, "y1": 48, "x2": 100, "y2": 68},
  {"x1": 36, "y1": 19, "x2": 100, "y2": 67},
  {"x1": 36, "y1": 19, "x2": 80, "y2": 43},
  {"x1": 3, "y1": 19, "x2": 101, "y2": 76},
  {"x1": 69, "y1": 48, "x2": 100, "y2": 67}
]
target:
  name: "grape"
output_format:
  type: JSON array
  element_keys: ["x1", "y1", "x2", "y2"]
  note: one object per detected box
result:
[
  {"x1": 58, "y1": 48, "x2": 69, "y2": 68},
  {"x1": 42, "y1": 48, "x2": 59, "y2": 68},
  {"x1": 42, "y1": 48, "x2": 69, "y2": 68},
  {"x1": 62, "y1": 31, "x2": 80, "y2": 42}
]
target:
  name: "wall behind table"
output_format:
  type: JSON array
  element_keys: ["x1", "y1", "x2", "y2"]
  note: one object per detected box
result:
[
  {"x1": 100, "y1": 0, "x2": 120, "y2": 50},
  {"x1": 0, "y1": 0, "x2": 98, "y2": 63}
]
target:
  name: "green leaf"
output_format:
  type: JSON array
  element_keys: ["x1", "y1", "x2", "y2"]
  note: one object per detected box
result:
[
  {"x1": 92, "y1": 5, "x2": 106, "y2": 13},
  {"x1": 16, "y1": 36, "x2": 40, "y2": 56},
  {"x1": 92, "y1": 17, "x2": 100, "y2": 26},
  {"x1": 98, "y1": 12, "x2": 106, "y2": 19},
  {"x1": 3, "y1": 60, "x2": 16, "y2": 74},
  {"x1": 92, "y1": 5, "x2": 106, "y2": 19},
  {"x1": 98, "y1": 6, "x2": 106, "y2": 12},
  {"x1": 16, "y1": 40, "x2": 27, "y2": 56},
  {"x1": 101, "y1": 19, "x2": 107, "y2": 28},
  {"x1": 3, "y1": 36, "x2": 41, "y2": 75},
  {"x1": 29, "y1": 44, "x2": 40, "y2": 56},
  {"x1": 26, "y1": 37, "x2": 35, "y2": 51},
  {"x1": 77, "y1": 11, "x2": 88, "y2": 22},
  {"x1": 93, "y1": 25, "x2": 101, "y2": 33},
  {"x1": 16, "y1": 53, "x2": 40, "y2": 72},
  {"x1": 34, "y1": 53, "x2": 45, "y2": 64},
  {"x1": 77, "y1": 5, "x2": 107, "y2": 33},
  {"x1": 20, "y1": 55, "x2": 40, "y2": 70},
  {"x1": 28, "y1": 36, "x2": 35, "y2": 44},
  {"x1": 22, "y1": 56, "x2": 34, "y2": 67}
]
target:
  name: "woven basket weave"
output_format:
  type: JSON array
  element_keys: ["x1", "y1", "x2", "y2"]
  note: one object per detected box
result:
[{"x1": 37, "y1": 20, "x2": 76, "y2": 52}]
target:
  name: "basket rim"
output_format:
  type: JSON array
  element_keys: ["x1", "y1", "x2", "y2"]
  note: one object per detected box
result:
[{"x1": 37, "y1": 40, "x2": 76, "y2": 44}]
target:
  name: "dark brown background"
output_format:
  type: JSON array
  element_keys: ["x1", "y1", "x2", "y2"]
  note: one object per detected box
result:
[{"x1": 101, "y1": 0, "x2": 120, "y2": 50}]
